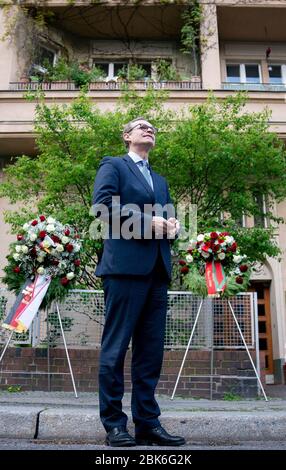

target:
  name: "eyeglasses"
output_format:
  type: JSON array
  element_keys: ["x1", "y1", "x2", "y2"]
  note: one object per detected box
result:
[{"x1": 129, "y1": 123, "x2": 158, "y2": 135}]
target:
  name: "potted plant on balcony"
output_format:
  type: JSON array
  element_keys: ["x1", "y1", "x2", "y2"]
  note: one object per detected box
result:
[
  {"x1": 116, "y1": 63, "x2": 147, "y2": 88},
  {"x1": 155, "y1": 59, "x2": 181, "y2": 86},
  {"x1": 36, "y1": 59, "x2": 106, "y2": 90}
]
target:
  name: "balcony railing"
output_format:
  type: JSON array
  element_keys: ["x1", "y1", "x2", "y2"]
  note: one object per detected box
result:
[
  {"x1": 222, "y1": 82, "x2": 286, "y2": 92},
  {"x1": 8, "y1": 79, "x2": 202, "y2": 92}
]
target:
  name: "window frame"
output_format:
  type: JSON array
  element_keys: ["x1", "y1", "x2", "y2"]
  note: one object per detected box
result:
[
  {"x1": 226, "y1": 62, "x2": 262, "y2": 84},
  {"x1": 267, "y1": 63, "x2": 286, "y2": 85},
  {"x1": 93, "y1": 58, "x2": 157, "y2": 80}
]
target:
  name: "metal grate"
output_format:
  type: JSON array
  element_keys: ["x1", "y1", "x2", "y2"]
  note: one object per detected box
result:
[
  {"x1": 0, "y1": 289, "x2": 33, "y2": 345},
  {"x1": 0, "y1": 289, "x2": 255, "y2": 350}
]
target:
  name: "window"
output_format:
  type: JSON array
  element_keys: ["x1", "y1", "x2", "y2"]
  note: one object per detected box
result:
[
  {"x1": 34, "y1": 45, "x2": 57, "y2": 69},
  {"x1": 114, "y1": 62, "x2": 129, "y2": 77},
  {"x1": 93, "y1": 63, "x2": 109, "y2": 77},
  {"x1": 226, "y1": 64, "x2": 240, "y2": 82},
  {"x1": 267, "y1": 64, "x2": 286, "y2": 86},
  {"x1": 226, "y1": 63, "x2": 261, "y2": 84},
  {"x1": 139, "y1": 63, "x2": 152, "y2": 77},
  {"x1": 245, "y1": 64, "x2": 260, "y2": 83},
  {"x1": 235, "y1": 214, "x2": 246, "y2": 228},
  {"x1": 31, "y1": 45, "x2": 57, "y2": 77},
  {"x1": 268, "y1": 65, "x2": 283, "y2": 84},
  {"x1": 254, "y1": 194, "x2": 268, "y2": 228},
  {"x1": 93, "y1": 59, "x2": 152, "y2": 80}
]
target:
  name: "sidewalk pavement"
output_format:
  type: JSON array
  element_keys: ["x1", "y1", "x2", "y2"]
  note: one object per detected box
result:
[{"x1": 0, "y1": 385, "x2": 286, "y2": 444}]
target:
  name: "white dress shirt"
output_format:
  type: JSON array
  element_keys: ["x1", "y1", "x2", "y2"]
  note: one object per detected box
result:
[{"x1": 128, "y1": 151, "x2": 154, "y2": 190}]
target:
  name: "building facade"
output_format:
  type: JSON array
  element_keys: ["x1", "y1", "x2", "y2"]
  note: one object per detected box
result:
[{"x1": 0, "y1": 0, "x2": 286, "y2": 387}]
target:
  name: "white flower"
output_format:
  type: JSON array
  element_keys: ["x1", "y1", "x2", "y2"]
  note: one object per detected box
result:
[
  {"x1": 56, "y1": 244, "x2": 64, "y2": 252},
  {"x1": 233, "y1": 255, "x2": 243, "y2": 264},
  {"x1": 37, "y1": 267, "x2": 45, "y2": 275},
  {"x1": 66, "y1": 272, "x2": 75, "y2": 280},
  {"x1": 47, "y1": 217, "x2": 56, "y2": 224},
  {"x1": 23, "y1": 223, "x2": 30, "y2": 231},
  {"x1": 73, "y1": 244, "x2": 80, "y2": 253},
  {"x1": 15, "y1": 245, "x2": 22, "y2": 253},
  {"x1": 225, "y1": 236, "x2": 234, "y2": 244},
  {"x1": 197, "y1": 234, "x2": 205, "y2": 242},
  {"x1": 37, "y1": 257, "x2": 45, "y2": 263},
  {"x1": 61, "y1": 236, "x2": 70, "y2": 245},
  {"x1": 42, "y1": 240, "x2": 51, "y2": 248},
  {"x1": 218, "y1": 252, "x2": 226, "y2": 260},
  {"x1": 21, "y1": 245, "x2": 29, "y2": 254},
  {"x1": 29, "y1": 233, "x2": 37, "y2": 241},
  {"x1": 188, "y1": 240, "x2": 197, "y2": 249},
  {"x1": 201, "y1": 251, "x2": 210, "y2": 258},
  {"x1": 186, "y1": 254, "x2": 193, "y2": 263},
  {"x1": 46, "y1": 224, "x2": 55, "y2": 233},
  {"x1": 13, "y1": 253, "x2": 21, "y2": 261}
]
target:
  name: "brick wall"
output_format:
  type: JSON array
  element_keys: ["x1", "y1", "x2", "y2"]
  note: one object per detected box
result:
[{"x1": 0, "y1": 348, "x2": 259, "y2": 398}]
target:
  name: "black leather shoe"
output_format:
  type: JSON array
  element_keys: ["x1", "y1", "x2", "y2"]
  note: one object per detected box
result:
[
  {"x1": 106, "y1": 426, "x2": 136, "y2": 447},
  {"x1": 136, "y1": 425, "x2": 185, "y2": 446}
]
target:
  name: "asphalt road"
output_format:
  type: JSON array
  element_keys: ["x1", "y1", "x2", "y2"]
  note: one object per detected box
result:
[{"x1": 0, "y1": 438, "x2": 286, "y2": 450}]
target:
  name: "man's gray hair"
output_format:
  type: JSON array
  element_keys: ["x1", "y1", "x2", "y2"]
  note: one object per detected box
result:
[{"x1": 122, "y1": 116, "x2": 150, "y2": 149}]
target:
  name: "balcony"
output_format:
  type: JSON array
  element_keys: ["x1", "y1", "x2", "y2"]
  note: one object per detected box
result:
[
  {"x1": 8, "y1": 79, "x2": 202, "y2": 92},
  {"x1": 222, "y1": 82, "x2": 286, "y2": 92}
]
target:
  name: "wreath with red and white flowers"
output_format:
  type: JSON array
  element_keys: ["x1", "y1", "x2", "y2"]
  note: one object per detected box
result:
[
  {"x1": 178, "y1": 231, "x2": 251, "y2": 298},
  {"x1": 2, "y1": 215, "x2": 82, "y2": 308}
]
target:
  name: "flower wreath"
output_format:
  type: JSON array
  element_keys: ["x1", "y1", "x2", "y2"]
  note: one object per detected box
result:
[
  {"x1": 2, "y1": 215, "x2": 82, "y2": 332},
  {"x1": 179, "y1": 231, "x2": 251, "y2": 298}
]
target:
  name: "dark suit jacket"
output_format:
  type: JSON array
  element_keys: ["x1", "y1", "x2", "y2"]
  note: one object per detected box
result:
[{"x1": 92, "y1": 154, "x2": 175, "y2": 279}]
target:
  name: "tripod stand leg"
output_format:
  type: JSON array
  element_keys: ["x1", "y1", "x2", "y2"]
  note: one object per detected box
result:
[
  {"x1": 55, "y1": 302, "x2": 78, "y2": 398},
  {"x1": 0, "y1": 331, "x2": 13, "y2": 363},
  {"x1": 228, "y1": 300, "x2": 268, "y2": 402},
  {"x1": 171, "y1": 299, "x2": 203, "y2": 400}
]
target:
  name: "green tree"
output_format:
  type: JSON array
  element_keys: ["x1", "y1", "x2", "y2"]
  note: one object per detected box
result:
[
  {"x1": 152, "y1": 93, "x2": 286, "y2": 262},
  {"x1": 1, "y1": 91, "x2": 285, "y2": 288},
  {"x1": 0, "y1": 89, "x2": 169, "y2": 288}
]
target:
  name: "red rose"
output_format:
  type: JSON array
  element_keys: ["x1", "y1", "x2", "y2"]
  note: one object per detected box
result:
[
  {"x1": 210, "y1": 232, "x2": 218, "y2": 239},
  {"x1": 180, "y1": 266, "x2": 189, "y2": 274},
  {"x1": 239, "y1": 264, "x2": 248, "y2": 273},
  {"x1": 64, "y1": 229, "x2": 70, "y2": 236},
  {"x1": 39, "y1": 231, "x2": 46, "y2": 239},
  {"x1": 187, "y1": 248, "x2": 193, "y2": 254},
  {"x1": 235, "y1": 276, "x2": 244, "y2": 284},
  {"x1": 17, "y1": 234, "x2": 23, "y2": 241},
  {"x1": 60, "y1": 277, "x2": 69, "y2": 286},
  {"x1": 65, "y1": 243, "x2": 74, "y2": 252},
  {"x1": 218, "y1": 237, "x2": 224, "y2": 244},
  {"x1": 179, "y1": 260, "x2": 186, "y2": 266},
  {"x1": 74, "y1": 259, "x2": 81, "y2": 266},
  {"x1": 39, "y1": 215, "x2": 46, "y2": 222},
  {"x1": 52, "y1": 259, "x2": 59, "y2": 266},
  {"x1": 13, "y1": 266, "x2": 21, "y2": 273},
  {"x1": 51, "y1": 235, "x2": 61, "y2": 243},
  {"x1": 230, "y1": 242, "x2": 237, "y2": 252},
  {"x1": 204, "y1": 241, "x2": 211, "y2": 249},
  {"x1": 30, "y1": 247, "x2": 37, "y2": 257},
  {"x1": 221, "y1": 232, "x2": 229, "y2": 236},
  {"x1": 213, "y1": 245, "x2": 220, "y2": 252},
  {"x1": 31, "y1": 220, "x2": 38, "y2": 226}
]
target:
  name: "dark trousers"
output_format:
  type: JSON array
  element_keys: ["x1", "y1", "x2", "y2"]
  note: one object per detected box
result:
[{"x1": 99, "y1": 254, "x2": 169, "y2": 433}]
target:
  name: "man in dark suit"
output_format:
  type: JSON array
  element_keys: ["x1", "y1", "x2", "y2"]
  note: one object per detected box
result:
[{"x1": 92, "y1": 117, "x2": 185, "y2": 447}]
